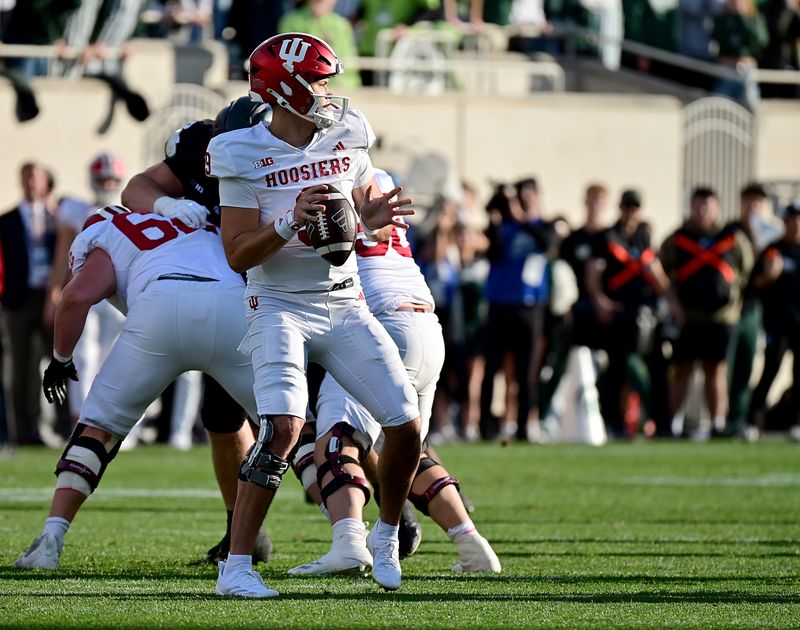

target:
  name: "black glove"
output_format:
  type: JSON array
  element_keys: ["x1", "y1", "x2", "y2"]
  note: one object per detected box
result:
[{"x1": 42, "y1": 356, "x2": 79, "y2": 405}]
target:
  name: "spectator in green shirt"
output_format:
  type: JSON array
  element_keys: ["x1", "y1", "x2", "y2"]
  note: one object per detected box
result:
[
  {"x1": 711, "y1": 0, "x2": 769, "y2": 102},
  {"x1": 357, "y1": 0, "x2": 443, "y2": 57},
  {"x1": 278, "y1": 0, "x2": 361, "y2": 89}
]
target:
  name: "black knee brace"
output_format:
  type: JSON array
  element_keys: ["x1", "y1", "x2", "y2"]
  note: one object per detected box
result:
[
  {"x1": 238, "y1": 417, "x2": 290, "y2": 491},
  {"x1": 290, "y1": 421, "x2": 317, "y2": 491},
  {"x1": 317, "y1": 422, "x2": 372, "y2": 507},
  {"x1": 408, "y1": 455, "x2": 460, "y2": 516},
  {"x1": 55, "y1": 423, "x2": 121, "y2": 496}
]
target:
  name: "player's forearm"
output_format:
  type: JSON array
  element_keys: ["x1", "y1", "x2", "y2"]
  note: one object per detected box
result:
[
  {"x1": 53, "y1": 287, "x2": 95, "y2": 359},
  {"x1": 224, "y1": 224, "x2": 288, "y2": 273},
  {"x1": 121, "y1": 173, "x2": 167, "y2": 213}
]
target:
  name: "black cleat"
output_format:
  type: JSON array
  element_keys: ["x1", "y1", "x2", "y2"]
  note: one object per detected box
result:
[
  {"x1": 204, "y1": 527, "x2": 273, "y2": 565},
  {"x1": 398, "y1": 500, "x2": 422, "y2": 559},
  {"x1": 205, "y1": 533, "x2": 230, "y2": 565}
]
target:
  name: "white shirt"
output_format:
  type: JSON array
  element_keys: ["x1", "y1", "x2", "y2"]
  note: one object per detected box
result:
[
  {"x1": 18, "y1": 200, "x2": 51, "y2": 289},
  {"x1": 207, "y1": 109, "x2": 376, "y2": 298},
  {"x1": 69, "y1": 209, "x2": 242, "y2": 314}
]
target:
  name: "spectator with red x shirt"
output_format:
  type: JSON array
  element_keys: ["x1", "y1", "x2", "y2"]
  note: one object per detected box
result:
[
  {"x1": 585, "y1": 189, "x2": 677, "y2": 438},
  {"x1": 660, "y1": 187, "x2": 753, "y2": 440}
]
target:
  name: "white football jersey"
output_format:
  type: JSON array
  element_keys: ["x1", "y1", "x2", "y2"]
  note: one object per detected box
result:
[
  {"x1": 58, "y1": 197, "x2": 95, "y2": 233},
  {"x1": 207, "y1": 108, "x2": 376, "y2": 297},
  {"x1": 355, "y1": 226, "x2": 435, "y2": 314},
  {"x1": 69, "y1": 208, "x2": 242, "y2": 313},
  {"x1": 354, "y1": 168, "x2": 435, "y2": 314}
]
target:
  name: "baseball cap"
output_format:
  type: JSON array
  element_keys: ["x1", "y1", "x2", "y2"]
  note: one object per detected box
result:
[
  {"x1": 782, "y1": 201, "x2": 800, "y2": 219},
  {"x1": 620, "y1": 189, "x2": 642, "y2": 208}
]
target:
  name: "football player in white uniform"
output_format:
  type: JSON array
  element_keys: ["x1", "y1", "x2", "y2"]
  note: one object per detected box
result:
[
  {"x1": 288, "y1": 169, "x2": 501, "y2": 577},
  {"x1": 207, "y1": 33, "x2": 421, "y2": 596},
  {"x1": 14, "y1": 206, "x2": 260, "y2": 571},
  {"x1": 45, "y1": 153, "x2": 128, "y2": 423},
  {"x1": 120, "y1": 98, "x2": 273, "y2": 565}
]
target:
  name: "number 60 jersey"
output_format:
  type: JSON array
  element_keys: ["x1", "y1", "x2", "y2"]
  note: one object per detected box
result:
[{"x1": 69, "y1": 206, "x2": 243, "y2": 314}]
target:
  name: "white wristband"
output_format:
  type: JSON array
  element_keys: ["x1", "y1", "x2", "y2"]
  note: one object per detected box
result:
[
  {"x1": 53, "y1": 350, "x2": 72, "y2": 363},
  {"x1": 274, "y1": 209, "x2": 302, "y2": 241},
  {"x1": 361, "y1": 221, "x2": 382, "y2": 238}
]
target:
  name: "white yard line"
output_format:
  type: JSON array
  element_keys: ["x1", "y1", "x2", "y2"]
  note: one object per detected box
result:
[{"x1": 614, "y1": 474, "x2": 800, "y2": 487}]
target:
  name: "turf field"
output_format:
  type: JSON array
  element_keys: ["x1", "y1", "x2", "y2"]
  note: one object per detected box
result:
[{"x1": 1, "y1": 440, "x2": 799, "y2": 629}]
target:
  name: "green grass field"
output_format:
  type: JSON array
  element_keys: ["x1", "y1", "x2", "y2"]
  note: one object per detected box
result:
[{"x1": 1, "y1": 441, "x2": 799, "y2": 629}]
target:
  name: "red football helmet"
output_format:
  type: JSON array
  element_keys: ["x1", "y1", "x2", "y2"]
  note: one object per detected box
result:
[
  {"x1": 89, "y1": 152, "x2": 126, "y2": 205},
  {"x1": 248, "y1": 32, "x2": 349, "y2": 129}
]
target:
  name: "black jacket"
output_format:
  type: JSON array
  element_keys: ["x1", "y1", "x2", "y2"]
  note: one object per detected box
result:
[{"x1": 0, "y1": 206, "x2": 57, "y2": 309}]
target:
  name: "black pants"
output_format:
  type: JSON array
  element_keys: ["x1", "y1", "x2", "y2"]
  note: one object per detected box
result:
[
  {"x1": 1, "y1": 290, "x2": 69, "y2": 444},
  {"x1": 479, "y1": 304, "x2": 545, "y2": 440},
  {"x1": 597, "y1": 316, "x2": 641, "y2": 437},
  {"x1": 748, "y1": 326, "x2": 800, "y2": 429}
]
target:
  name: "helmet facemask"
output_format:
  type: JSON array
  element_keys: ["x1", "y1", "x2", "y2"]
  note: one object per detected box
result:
[{"x1": 250, "y1": 72, "x2": 349, "y2": 129}]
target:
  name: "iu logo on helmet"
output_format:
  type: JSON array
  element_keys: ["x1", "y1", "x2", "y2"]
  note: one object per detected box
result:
[{"x1": 279, "y1": 38, "x2": 311, "y2": 73}]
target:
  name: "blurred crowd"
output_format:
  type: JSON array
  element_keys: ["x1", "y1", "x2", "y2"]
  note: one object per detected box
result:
[
  {"x1": 1, "y1": 0, "x2": 799, "y2": 103},
  {"x1": 2, "y1": 154, "x2": 799, "y2": 449},
  {"x1": 406, "y1": 176, "x2": 799, "y2": 444}
]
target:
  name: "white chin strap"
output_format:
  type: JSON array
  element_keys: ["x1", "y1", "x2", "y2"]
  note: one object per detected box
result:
[{"x1": 257, "y1": 89, "x2": 349, "y2": 129}]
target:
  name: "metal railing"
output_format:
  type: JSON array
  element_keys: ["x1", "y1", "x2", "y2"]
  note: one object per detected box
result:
[
  {"x1": 558, "y1": 26, "x2": 800, "y2": 108},
  {"x1": 349, "y1": 54, "x2": 566, "y2": 94},
  {"x1": 2, "y1": 31, "x2": 799, "y2": 103}
]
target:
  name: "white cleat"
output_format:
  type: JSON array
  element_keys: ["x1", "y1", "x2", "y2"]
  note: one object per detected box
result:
[
  {"x1": 215, "y1": 561, "x2": 279, "y2": 598},
  {"x1": 287, "y1": 543, "x2": 372, "y2": 576},
  {"x1": 742, "y1": 426, "x2": 760, "y2": 443},
  {"x1": 14, "y1": 534, "x2": 62, "y2": 570},
  {"x1": 690, "y1": 421, "x2": 712, "y2": 442},
  {"x1": 366, "y1": 527, "x2": 401, "y2": 591},
  {"x1": 452, "y1": 533, "x2": 502, "y2": 573}
]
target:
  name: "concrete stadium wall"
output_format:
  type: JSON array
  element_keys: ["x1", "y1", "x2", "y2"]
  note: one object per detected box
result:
[
  {"x1": 1, "y1": 77, "x2": 797, "y2": 246},
  {"x1": 754, "y1": 100, "x2": 800, "y2": 183}
]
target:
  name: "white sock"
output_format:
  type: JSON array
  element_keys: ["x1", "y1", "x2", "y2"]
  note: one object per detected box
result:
[
  {"x1": 43, "y1": 516, "x2": 70, "y2": 544},
  {"x1": 375, "y1": 518, "x2": 399, "y2": 539},
  {"x1": 332, "y1": 518, "x2": 366, "y2": 546},
  {"x1": 225, "y1": 553, "x2": 252, "y2": 571},
  {"x1": 447, "y1": 520, "x2": 477, "y2": 540},
  {"x1": 319, "y1": 503, "x2": 331, "y2": 523},
  {"x1": 712, "y1": 416, "x2": 726, "y2": 432},
  {"x1": 333, "y1": 518, "x2": 365, "y2": 533}
]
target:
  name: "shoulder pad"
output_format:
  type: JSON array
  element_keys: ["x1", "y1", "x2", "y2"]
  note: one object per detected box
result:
[
  {"x1": 165, "y1": 120, "x2": 213, "y2": 159},
  {"x1": 341, "y1": 109, "x2": 376, "y2": 151}
]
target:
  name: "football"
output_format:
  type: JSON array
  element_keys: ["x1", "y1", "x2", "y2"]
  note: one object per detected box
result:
[{"x1": 305, "y1": 184, "x2": 358, "y2": 266}]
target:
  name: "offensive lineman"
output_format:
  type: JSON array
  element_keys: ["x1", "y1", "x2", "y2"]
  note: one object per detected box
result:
[
  {"x1": 289, "y1": 169, "x2": 501, "y2": 576},
  {"x1": 208, "y1": 33, "x2": 421, "y2": 596},
  {"x1": 120, "y1": 97, "x2": 272, "y2": 564},
  {"x1": 44, "y1": 153, "x2": 128, "y2": 424},
  {"x1": 13, "y1": 205, "x2": 262, "y2": 570}
]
